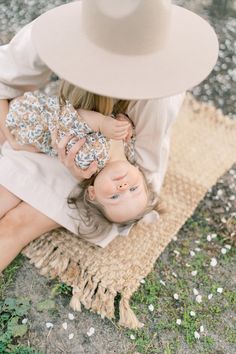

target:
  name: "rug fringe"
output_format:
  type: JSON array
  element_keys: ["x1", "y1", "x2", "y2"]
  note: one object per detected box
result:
[{"x1": 118, "y1": 296, "x2": 144, "y2": 329}]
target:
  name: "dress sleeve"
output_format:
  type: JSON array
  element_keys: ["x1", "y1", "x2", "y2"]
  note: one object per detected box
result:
[
  {"x1": 127, "y1": 92, "x2": 185, "y2": 194},
  {"x1": 0, "y1": 21, "x2": 52, "y2": 99}
]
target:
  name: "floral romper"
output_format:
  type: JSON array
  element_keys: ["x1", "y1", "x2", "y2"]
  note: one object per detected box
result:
[{"x1": 6, "y1": 91, "x2": 135, "y2": 171}]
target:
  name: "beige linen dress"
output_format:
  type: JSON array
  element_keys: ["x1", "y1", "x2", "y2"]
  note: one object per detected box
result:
[{"x1": 0, "y1": 21, "x2": 185, "y2": 247}]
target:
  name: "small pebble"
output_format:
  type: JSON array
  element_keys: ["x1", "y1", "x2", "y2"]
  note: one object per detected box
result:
[
  {"x1": 87, "y1": 327, "x2": 95, "y2": 336},
  {"x1": 173, "y1": 293, "x2": 179, "y2": 300},
  {"x1": 68, "y1": 313, "x2": 75, "y2": 320},
  {"x1": 194, "y1": 240, "x2": 200, "y2": 244},
  {"x1": 196, "y1": 295, "x2": 202, "y2": 303},
  {"x1": 208, "y1": 293, "x2": 213, "y2": 300},
  {"x1": 207, "y1": 235, "x2": 212, "y2": 242},
  {"x1": 225, "y1": 244, "x2": 231, "y2": 250},
  {"x1": 130, "y1": 334, "x2": 136, "y2": 340},
  {"x1": 195, "y1": 247, "x2": 201, "y2": 252},
  {"x1": 190, "y1": 251, "x2": 196, "y2": 257},
  {"x1": 217, "y1": 287, "x2": 223, "y2": 293},
  {"x1": 173, "y1": 250, "x2": 180, "y2": 256},
  {"x1": 221, "y1": 248, "x2": 227, "y2": 254},
  {"x1": 210, "y1": 258, "x2": 217, "y2": 267},
  {"x1": 186, "y1": 263, "x2": 191, "y2": 267},
  {"x1": 172, "y1": 236, "x2": 178, "y2": 241},
  {"x1": 229, "y1": 195, "x2": 235, "y2": 201},
  {"x1": 172, "y1": 272, "x2": 177, "y2": 278},
  {"x1": 62, "y1": 322, "x2": 68, "y2": 330},
  {"x1": 148, "y1": 304, "x2": 154, "y2": 312},
  {"x1": 211, "y1": 234, "x2": 217, "y2": 239},
  {"x1": 221, "y1": 217, "x2": 227, "y2": 223},
  {"x1": 190, "y1": 311, "x2": 196, "y2": 317},
  {"x1": 46, "y1": 322, "x2": 53, "y2": 329},
  {"x1": 193, "y1": 288, "x2": 199, "y2": 296},
  {"x1": 191, "y1": 270, "x2": 198, "y2": 276},
  {"x1": 176, "y1": 319, "x2": 182, "y2": 325},
  {"x1": 194, "y1": 331, "x2": 200, "y2": 339},
  {"x1": 22, "y1": 318, "x2": 28, "y2": 324},
  {"x1": 69, "y1": 333, "x2": 74, "y2": 340},
  {"x1": 140, "y1": 279, "x2": 145, "y2": 284},
  {"x1": 200, "y1": 325, "x2": 204, "y2": 333}
]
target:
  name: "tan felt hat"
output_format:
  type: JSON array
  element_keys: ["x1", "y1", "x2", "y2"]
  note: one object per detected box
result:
[{"x1": 32, "y1": 0, "x2": 219, "y2": 100}]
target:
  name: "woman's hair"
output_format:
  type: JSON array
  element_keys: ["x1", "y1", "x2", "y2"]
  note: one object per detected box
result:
[
  {"x1": 59, "y1": 79, "x2": 130, "y2": 116},
  {"x1": 68, "y1": 168, "x2": 164, "y2": 241}
]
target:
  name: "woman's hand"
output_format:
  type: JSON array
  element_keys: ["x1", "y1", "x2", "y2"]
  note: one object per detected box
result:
[{"x1": 51, "y1": 130, "x2": 98, "y2": 180}]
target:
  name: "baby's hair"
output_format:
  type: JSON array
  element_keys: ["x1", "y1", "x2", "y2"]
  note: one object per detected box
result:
[
  {"x1": 68, "y1": 168, "x2": 164, "y2": 241},
  {"x1": 59, "y1": 79, "x2": 130, "y2": 116}
]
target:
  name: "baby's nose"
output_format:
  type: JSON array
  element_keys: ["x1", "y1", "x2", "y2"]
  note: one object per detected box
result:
[{"x1": 117, "y1": 182, "x2": 128, "y2": 191}]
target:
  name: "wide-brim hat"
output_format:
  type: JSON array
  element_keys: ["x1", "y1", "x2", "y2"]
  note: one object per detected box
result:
[{"x1": 32, "y1": 0, "x2": 219, "y2": 100}]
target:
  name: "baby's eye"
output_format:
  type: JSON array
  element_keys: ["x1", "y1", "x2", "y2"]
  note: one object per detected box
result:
[
  {"x1": 110, "y1": 194, "x2": 119, "y2": 199},
  {"x1": 130, "y1": 186, "x2": 138, "y2": 192}
]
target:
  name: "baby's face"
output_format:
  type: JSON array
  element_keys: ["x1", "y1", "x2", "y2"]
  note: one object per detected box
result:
[{"x1": 88, "y1": 161, "x2": 148, "y2": 223}]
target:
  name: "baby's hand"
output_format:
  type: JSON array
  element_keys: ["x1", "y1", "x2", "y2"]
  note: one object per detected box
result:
[
  {"x1": 99, "y1": 115, "x2": 131, "y2": 141},
  {"x1": 115, "y1": 113, "x2": 133, "y2": 142}
]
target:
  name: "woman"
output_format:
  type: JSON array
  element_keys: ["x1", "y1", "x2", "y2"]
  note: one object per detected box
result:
[{"x1": 0, "y1": 0, "x2": 218, "y2": 271}]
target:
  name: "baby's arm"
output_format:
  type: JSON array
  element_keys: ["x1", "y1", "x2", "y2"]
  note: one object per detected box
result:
[{"x1": 78, "y1": 108, "x2": 131, "y2": 140}]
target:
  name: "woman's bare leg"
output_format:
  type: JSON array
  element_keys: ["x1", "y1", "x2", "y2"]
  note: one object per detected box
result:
[
  {"x1": 0, "y1": 185, "x2": 21, "y2": 218},
  {"x1": 0, "y1": 201, "x2": 59, "y2": 272}
]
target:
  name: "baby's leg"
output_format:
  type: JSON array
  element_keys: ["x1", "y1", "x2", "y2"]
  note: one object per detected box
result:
[
  {"x1": 0, "y1": 201, "x2": 59, "y2": 272},
  {"x1": 0, "y1": 185, "x2": 21, "y2": 219}
]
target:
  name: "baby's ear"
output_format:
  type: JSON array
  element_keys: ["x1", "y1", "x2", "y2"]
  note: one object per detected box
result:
[{"x1": 87, "y1": 186, "x2": 96, "y2": 200}]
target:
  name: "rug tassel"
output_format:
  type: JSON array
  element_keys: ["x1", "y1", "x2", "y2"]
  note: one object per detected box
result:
[
  {"x1": 70, "y1": 286, "x2": 82, "y2": 312},
  {"x1": 118, "y1": 296, "x2": 144, "y2": 329}
]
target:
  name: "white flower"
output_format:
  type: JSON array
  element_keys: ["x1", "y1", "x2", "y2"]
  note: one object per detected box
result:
[
  {"x1": 210, "y1": 258, "x2": 217, "y2": 267},
  {"x1": 190, "y1": 311, "x2": 196, "y2": 317},
  {"x1": 196, "y1": 295, "x2": 202, "y2": 303},
  {"x1": 211, "y1": 234, "x2": 217, "y2": 239},
  {"x1": 62, "y1": 322, "x2": 68, "y2": 330},
  {"x1": 200, "y1": 325, "x2": 204, "y2": 332},
  {"x1": 229, "y1": 195, "x2": 235, "y2": 201},
  {"x1": 172, "y1": 236, "x2": 178, "y2": 241},
  {"x1": 22, "y1": 318, "x2": 28, "y2": 324},
  {"x1": 46, "y1": 322, "x2": 53, "y2": 329},
  {"x1": 193, "y1": 288, "x2": 199, "y2": 295},
  {"x1": 194, "y1": 331, "x2": 200, "y2": 339},
  {"x1": 172, "y1": 272, "x2": 177, "y2": 278},
  {"x1": 207, "y1": 235, "x2": 212, "y2": 242},
  {"x1": 176, "y1": 319, "x2": 182, "y2": 325},
  {"x1": 160, "y1": 280, "x2": 166, "y2": 286},
  {"x1": 173, "y1": 293, "x2": 179, "y2": 300},
  {"x1": 195, "y1": 247, "x2": 201, "y2": 252},
  {"x1": 217, "y1": 287, "x2": 223, "y2": 293},
  {"x1": 208, "y1": 293, "x2": 213, "y2": 300},
  {"x1": 221, "y1": 217, "x2": 227, "y2": 223},
  {"x1": 68, "y1": 313, "x2": 75, "y2": 320},
  {"x1": 148, "y1": 304, "x2": 154, "y2": 312},
  {"x1": 68, "y1": 333, "x2": 74, "y2": 340},
  {"x1": 217, "y1": 189, "x2": 223, "y2": 196},
  {"x1": 130, "y1": 334, "x2": 136, "y2": 340},
  {"x1": 186, "y1": 263, "x2": 191, "y2": 267},
  {"x1": 140, "y1": 279, "x2": 146, "y2": 284},
  {"x1": 173, "y1": 250, "x2": 180, "y2": 256},
  {"x1": 190, "y1": 251, "x2": 196, "y2": 257},
  {"x1": 194, "y1": 240, "x2": 200, "y2": 244},
  {"x1": 87, "y1": 327, "x2": 95, "y2": 336},
  {"x1": 221, "y1": 248, "x2": 227, "y2": 254},
  {"x1": 191, "y1": 270, "x2": 198, "y2": 276},
  {"x1": 225, "y1": 244, "x2": 231, "y2": 250}
]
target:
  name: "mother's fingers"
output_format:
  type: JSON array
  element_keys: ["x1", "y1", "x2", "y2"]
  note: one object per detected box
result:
[{"x1": 63, "y1": 138, "x2": 86, "y2": 167}]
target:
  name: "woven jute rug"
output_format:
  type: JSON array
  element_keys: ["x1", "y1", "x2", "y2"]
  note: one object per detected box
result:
[{"x1": 22, "y1": 94, "x2": 236, "y2": 329}]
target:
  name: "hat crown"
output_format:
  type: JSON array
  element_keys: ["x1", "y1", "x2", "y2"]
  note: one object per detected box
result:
[{"x1": 82, "y1": 0, "x2": 172, "y2": 55}]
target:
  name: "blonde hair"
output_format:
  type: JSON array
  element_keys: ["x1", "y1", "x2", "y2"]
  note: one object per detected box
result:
[
  {"x1": 59, "y1": 80, "x2": 130, "y2": 115},
  {"x1": 68, "y1": 169, "x2": 164, "y2": 241}
]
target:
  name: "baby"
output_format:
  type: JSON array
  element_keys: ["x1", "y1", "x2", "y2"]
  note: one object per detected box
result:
[{"x1": 5, "y1": 91, "x2": 159, "y2": 230}]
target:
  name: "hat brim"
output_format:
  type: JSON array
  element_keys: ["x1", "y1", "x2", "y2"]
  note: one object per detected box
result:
[{"x1": 32, "y1": 2, "x2": 219, "y2": 100}]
